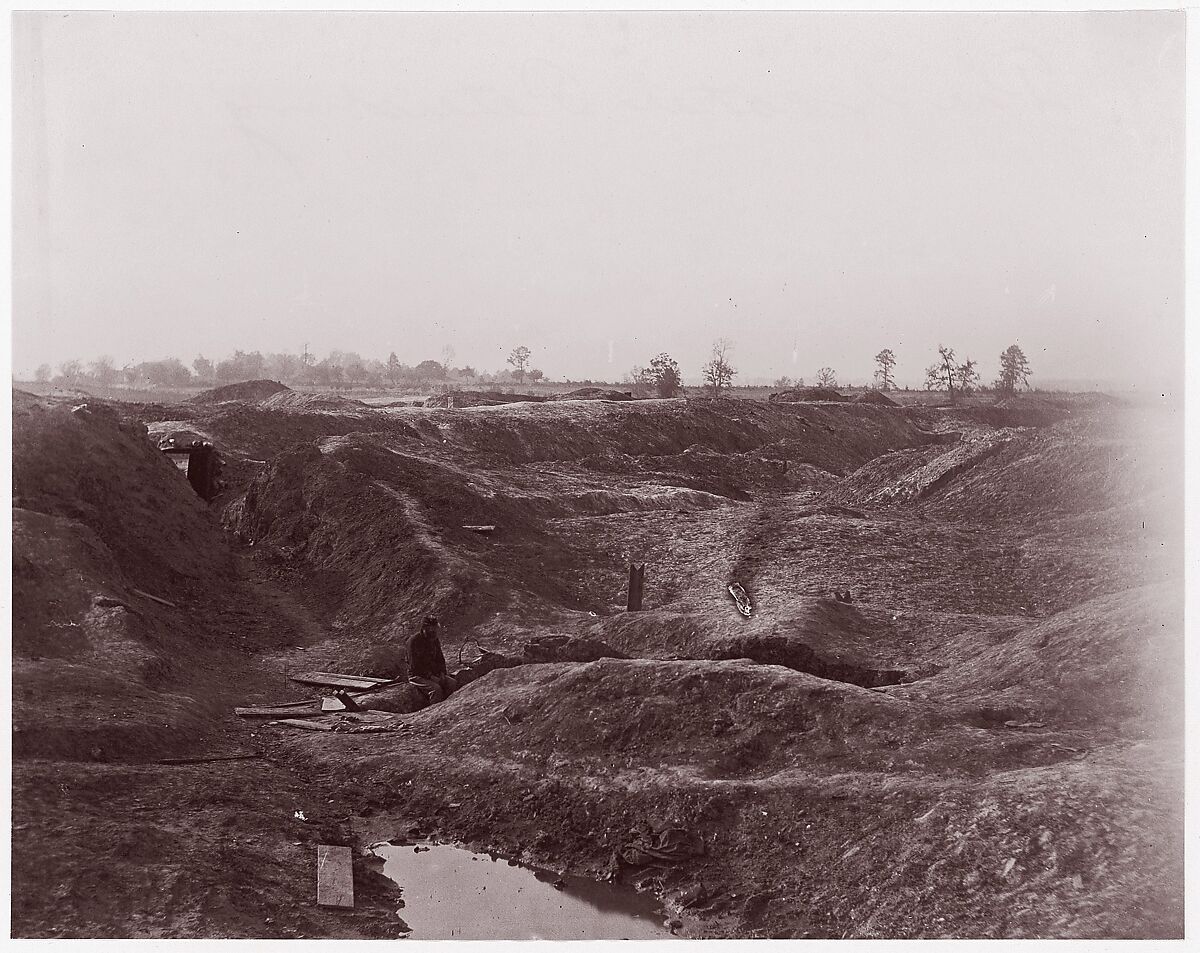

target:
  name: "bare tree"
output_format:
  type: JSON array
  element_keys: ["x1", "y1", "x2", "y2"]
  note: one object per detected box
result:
[
  {"x1": 873, "y1": 349, "x2": 897, "y2": 390},
  {"x1": 816, "y1": 367, "x2": 838, "y2": 388},
  {"x1": 925, "y1": 345, "x2": 979, "y2": 397},
  {"x1": 995, "y1": 344, "x2": 1032, "y2": 394},
  {"x1": 925, "y1": 345, "x2": 958, "y2": 394},
  {"x1": 701, "y1": 338, "x2": 737, "y2": 397},
  {"x1": 507, "y1": 345, "x2": 532, "y2": 384},
  {"x1": 773, "y1": 375, "x2": 794, "y2": 389},
  {"x1": 34, "y1": 363, "x2": 51, "y2": 383},
  {"x1": 954, "y1": 358, "x2": 980, "y2": 395}
]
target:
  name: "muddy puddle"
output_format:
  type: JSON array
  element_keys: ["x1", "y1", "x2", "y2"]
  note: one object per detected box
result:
[{"x1": 369, "y1": 842, "x2": 675, "y2": 940}]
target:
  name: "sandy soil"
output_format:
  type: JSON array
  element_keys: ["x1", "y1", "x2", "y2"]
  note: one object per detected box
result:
[{"x1": 10, "y1": 387, "x2": 1184, "y2": 939}]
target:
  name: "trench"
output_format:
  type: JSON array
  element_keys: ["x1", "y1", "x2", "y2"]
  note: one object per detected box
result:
[{"x1": 703, "y1": 636, "x2": 908, "y2": 688}]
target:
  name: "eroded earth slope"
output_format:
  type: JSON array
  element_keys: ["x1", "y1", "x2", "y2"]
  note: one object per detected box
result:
[{"x1": 10, "y1": 387, "x2": 1183, "y2": 938}]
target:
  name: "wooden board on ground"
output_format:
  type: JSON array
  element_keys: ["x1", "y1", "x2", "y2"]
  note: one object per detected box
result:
[
  {"x1": 463, "y1": 524, "x2": 496, "y2": 533},
  {"x1": 235, "y1": 706, "x2": 325, "y2": 719},
  {"x1": 271, "y1": 718, "x2": 336, "y2": 731},
  {"x1": 316, "y1": 845, "x2": 354, "y2": 909},
  {"x1": 234, "y1": 693, "x2": 372, "y2": 718},
  {"x1": 131, "y1": 587, "x2": 178, "y2": 609},
  {"x1": 289, "y1": 672, "x2": 394, "y2": 690}
]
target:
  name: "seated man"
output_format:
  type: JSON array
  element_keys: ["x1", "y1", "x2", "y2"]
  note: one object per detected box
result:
[{"x1": 407, "y1": 616, "x2": 456, "y2": 705}]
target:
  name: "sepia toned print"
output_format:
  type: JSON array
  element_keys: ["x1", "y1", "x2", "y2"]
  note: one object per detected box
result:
[{"x1": 10, "y1": 10, "x2": 1184, "y2": 940}]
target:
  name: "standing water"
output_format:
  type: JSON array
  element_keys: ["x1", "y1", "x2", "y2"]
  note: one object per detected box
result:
[{"x1": 369, "y1": 842, "x2": 676, "y2": 940}]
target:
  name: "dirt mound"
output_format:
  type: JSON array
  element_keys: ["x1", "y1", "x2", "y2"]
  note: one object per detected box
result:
[
  {"x1": 769, "y1": 387, "x2": 847, "y2": 403},
  {"x1": 425, "y1": 399, "x2": 936, "y2": 472},
  {"x1": 939, "y1": 401, "x2": 1068, "y2": 429},
  {"x1": 831, "y1": 431, "x2": 1018, "y2": 507},
  {"x1": 225, "y1": 436, "x2": 586, "y2": 652},
  {"x1": 424, "y1": 390, "x2": 546, "y2": 408},
  {"x1": 219, "y1": 401, "x2": 942, "y2": 665},
  {"x1": 350, "y1": 657, "x2": 1008, "y2": 780},
  {"x1": 546, "y1": 387, "x2": 635, "y2": 402},
  {"x1": 521, "y1": 634, "x2": 627, "y2": 663},
  {"x1": 10, "y1": 393, "x2": 299, "y2": 764},
  {"x1": 853, "y1": 390, "x2": 898, "y2": 406},
  {"x1": 188, "y1": 379, "x2": 289, "y2": 404},
  {"x1": 310, "y1": 659, "x2": 1178, "y2": 938},
  {"x1": 170, "y1": 402, "x2": 423, "y2": 461},
  {"x1": 12, "y1": 395, "x2": 234, "y2": 594},
  {"x1": 586, "y1": 595, "x2": 920, "y2": 677},
  {"x1": 923, "y1": 422, "x2": 1164, "y2": 523},
  {"x1": 259, "y1": 390, "x2": 371, "y2": 412},
  {"x1": 577, "y1": 445, "x2": 829, "y2": 497},
  {"x1": 901, "y1": 585, "x2": 1182, "y2": 736}
]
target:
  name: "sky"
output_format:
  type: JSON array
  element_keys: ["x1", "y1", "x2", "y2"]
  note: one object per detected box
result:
[{"x1": 11, "y1": 11, "x2": 1185, "y2": 388}]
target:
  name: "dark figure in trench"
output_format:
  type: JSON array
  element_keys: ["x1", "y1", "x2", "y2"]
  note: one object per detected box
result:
[{"x1": 407, "y1": 616, "x2": 456, "y2": 705}]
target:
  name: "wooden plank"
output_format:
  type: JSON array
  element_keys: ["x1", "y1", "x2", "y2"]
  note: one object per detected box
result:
[
  {"x1": 316, "y1": 845, "x2": 355, "y2": 909},
  {"x1": 289, "y1": 676, "x2": 384, "y2": 691},
  {"x1": 307, "y1": 672, "x2": 393, "y2": 685},
  {"x1": 237, "y1": 698, "x2": 323, "y2": 712},
  {"x1": 271, "y1": 718, "x2": 336, "y2": 731},
  {"x1": 131, "y1": 588, "x2": 178, "y2": 609},
  {"x1": 237, "y1": 695, "x2": 347, "y2": 710},
  {"x1": 235, "y1": 691, "x2": 374, "y2": 718},
  {"x1": 234, "y1": 700, "x2": 326, "y2": 715},
  {"x1": 289, "y1": 672, "x2": 394, "y2": 690},
  {"x1": 463, "y1": 524, "x2": 496, "y2": 533}
]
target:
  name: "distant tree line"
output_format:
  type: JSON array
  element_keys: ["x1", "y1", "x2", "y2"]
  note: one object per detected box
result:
[
  {"x1": 33, "y1": 340, "x2": 1033, "y2": 397},
  {"x1": 33, "y1": 345, "x2": 546, "y2": 391}
]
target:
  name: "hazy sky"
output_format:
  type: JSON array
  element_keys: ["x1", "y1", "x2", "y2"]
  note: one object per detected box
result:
[{"x1": 12, "y1": 11, "x2": 1184, "y2": 387}]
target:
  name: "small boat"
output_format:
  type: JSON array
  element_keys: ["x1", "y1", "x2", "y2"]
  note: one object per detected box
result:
[{"x1": 728, "y1": 583, "x2": 753, "y2": 617}]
